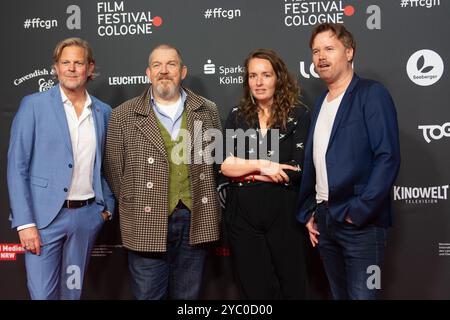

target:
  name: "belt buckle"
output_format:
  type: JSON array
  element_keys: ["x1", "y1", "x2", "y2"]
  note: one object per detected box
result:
[{"x1": 66, "y1": 200, "x2": 71, "y2": 209}]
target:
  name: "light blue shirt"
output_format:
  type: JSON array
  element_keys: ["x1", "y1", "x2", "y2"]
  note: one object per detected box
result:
[{"x1": 151, "y1": 88, "x2": 187, "y2": 140}]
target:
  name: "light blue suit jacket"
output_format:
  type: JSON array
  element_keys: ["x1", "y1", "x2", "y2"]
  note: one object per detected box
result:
[{"x1": 7, "y1": 85, "x2": 116, "y2": 229}]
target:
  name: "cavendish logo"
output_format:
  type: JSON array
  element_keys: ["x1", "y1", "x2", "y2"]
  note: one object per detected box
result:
[
  {"x1": 406, "y1": 49, "x2": 444, "y2": 86},
  {"x1": 13, "y1": 68, "x2": 55, "y2": 92},
  {"x1": 418, "y1": 122, "x2": 450, "y2": 143},
  {"x1": 394, "y1": 185, "x2": 448, "y2": 204}
]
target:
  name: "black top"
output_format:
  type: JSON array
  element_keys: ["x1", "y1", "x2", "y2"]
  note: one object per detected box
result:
[
  {"x1": 220, "y1": 105, "x2": 311, "y2": 189},
  {"x1": 219, "y1": 105, "x2": 311, "y2": 300}
]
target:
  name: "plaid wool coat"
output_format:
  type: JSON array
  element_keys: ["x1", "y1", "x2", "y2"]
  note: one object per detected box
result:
[{"x1": 104, "y1": 86, "x2": 222, "y2": 252}]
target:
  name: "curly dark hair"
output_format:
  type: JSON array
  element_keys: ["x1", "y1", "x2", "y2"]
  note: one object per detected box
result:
[{"x1": 239, "y1": 48, "x2": 300, "y2": 129}]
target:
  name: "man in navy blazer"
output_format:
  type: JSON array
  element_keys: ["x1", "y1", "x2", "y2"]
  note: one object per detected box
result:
[
  {"x1": 297, "y1": 24, "x2": 400, "y2": 299},
  {"x1": 7, "y1": 38, "x2": 115, "y2": 299}
]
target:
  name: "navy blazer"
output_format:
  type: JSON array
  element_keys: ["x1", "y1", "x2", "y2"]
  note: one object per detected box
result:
[{"x1": 297, "y1": 74, "x2": 400, "y2": 227}]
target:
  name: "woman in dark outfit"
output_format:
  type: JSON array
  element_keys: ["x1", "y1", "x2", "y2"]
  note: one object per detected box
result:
[{"x1": 220, "y1": 49, "x2": 310, "y2": 299}]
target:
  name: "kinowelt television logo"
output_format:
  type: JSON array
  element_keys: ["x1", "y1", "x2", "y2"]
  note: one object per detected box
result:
[{"x1": 394, "y1": 185, "x2": 448, "y2": 204}]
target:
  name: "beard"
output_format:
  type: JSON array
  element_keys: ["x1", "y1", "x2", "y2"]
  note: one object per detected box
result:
[
  {"x1": 58, "y1": 74, "x2": 86, "y2": 91},
  {"x1": 153, "y1": 79, "x2": 178, "y2": 100}
]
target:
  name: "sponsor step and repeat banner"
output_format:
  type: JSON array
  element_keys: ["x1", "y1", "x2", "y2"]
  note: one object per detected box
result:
[{"x1": 0, "y1": 0, "x2": 449, "y2": 299}]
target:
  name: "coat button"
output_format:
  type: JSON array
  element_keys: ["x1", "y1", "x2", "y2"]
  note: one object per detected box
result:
[
  {"x1": 68, "y1": 164, "x2": 73, "y2": 168},
  {"x1": 144, "y1": 206, "x2": 151, "y2": 213},
  {"x1": 147, "y1": 157, "x2": 154, "y2": 164},
  {"x1": 63, "y1": 188, "x2": 68, "y2": 192},
  {"x1": 201, "y1": 196, "x2": 208, "y2": 204},
  {"x1": 146, "y1": 182, "x2": 153, "y2": 189},
  {"x1": 199, "y1": 173, "x2": 205, "y2": 180}
]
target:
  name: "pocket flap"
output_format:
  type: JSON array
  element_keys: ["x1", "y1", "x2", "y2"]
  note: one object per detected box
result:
[{"x1": 30, "y1": 175, "x2": 49, "y2": 188}]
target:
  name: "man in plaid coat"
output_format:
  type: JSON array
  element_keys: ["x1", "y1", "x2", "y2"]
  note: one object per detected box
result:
[{"x1": 104, "y1": 44, "x2": 222, "y2": 300}]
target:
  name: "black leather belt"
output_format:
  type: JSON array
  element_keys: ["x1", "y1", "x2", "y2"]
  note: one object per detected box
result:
[
  {"x1": 175, "y1": 200, "x2": 189, "y2": 210},
  {"x1": 63, "y1": 197, "x2": 95, "y2": 209},
  {"x1": 318, "y1": 200, "x2": 329, "y2": 208}
]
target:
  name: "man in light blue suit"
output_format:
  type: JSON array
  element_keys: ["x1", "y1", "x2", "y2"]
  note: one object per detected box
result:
[
  {"x1": 297, "y1": 24, "x2": 400, "y2": 299},
  {"x1": 7, "y1": 38, "x2": 115, "y2": 300}
]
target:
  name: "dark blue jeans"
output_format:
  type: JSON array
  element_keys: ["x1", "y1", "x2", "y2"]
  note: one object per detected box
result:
[
  {"x1": 315, "y1": 203, "x2": 386, "y2": 300},
  {"x1": 127, "y1": 208, "x2": 206, "y2": 300}
]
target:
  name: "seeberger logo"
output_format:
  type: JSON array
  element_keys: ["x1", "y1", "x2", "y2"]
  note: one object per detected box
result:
[
  {"x1": 418, "y1": 122, "x2": 450, "y2": 143},
  {"x1": 0, "y1": 243, "x2": 25, "y2": 261},
  {"x1": 203, "y1": 59, "x2": 244, "y2": 85},
  {"x1": 13, "y1": 68, "x2": 55, "y2": 92},
  {"x1": 406, "y1": 49, "x2": 444, "y2": 86},
  {"x1": 394, "y1": 185, "x2": 448, "y2": 204}
]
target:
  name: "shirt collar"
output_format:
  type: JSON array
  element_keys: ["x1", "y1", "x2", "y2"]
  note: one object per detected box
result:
[
  {"x1": 59, "y1": 85, "x2": 92, "y2": 110},
  {"x1": 150, "y1": 87, "x2": 187, "y2": 109}
]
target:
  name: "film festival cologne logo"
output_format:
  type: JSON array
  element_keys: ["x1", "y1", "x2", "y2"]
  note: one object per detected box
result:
[
  {"x1": 97, "y1": 1, "x2": 163, "y2": 85},
  {"x1": 283, "y1": 0, "x2": 356, "y2": 27},
  {"x1": 96, "y1": 1, "x2": 163, "y2": 37},
  {"x1": 292, "y1": 1, "x2": 382, "y2": 80}
]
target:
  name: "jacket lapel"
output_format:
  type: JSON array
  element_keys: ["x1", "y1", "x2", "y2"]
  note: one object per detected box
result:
[
  {"x1": 307, "y1": 91, "x2": 327, "y2": 157},
  {"x1": 184, "y1": 88, "x2": 205, "y2": 164},
  {"x1": 134, "y1": 87, "x2": 167, "y2": 158},
  {"x1": 90, "y1": 97, "x2": 103, "y2": 168},
  {"x1": 50, "y1": 85, "x2": 73, "y2": 157},
  {"x1": 327, "y1": 74, "x2": 360, "y2": 146}
]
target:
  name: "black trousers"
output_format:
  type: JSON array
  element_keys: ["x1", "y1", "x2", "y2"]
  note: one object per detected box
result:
[{"x1": 225, "y1": 184, "x2": 309, "y2": 299}]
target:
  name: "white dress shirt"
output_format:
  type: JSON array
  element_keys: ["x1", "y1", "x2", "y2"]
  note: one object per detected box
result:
[
  {"x1": 313, "y1": 92, "x2": 344, "y2": 202},
  {"x1": 61, "y1": 87, "x2": 96, "y2": 200}
]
